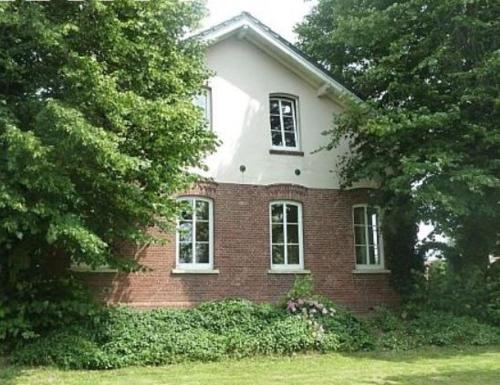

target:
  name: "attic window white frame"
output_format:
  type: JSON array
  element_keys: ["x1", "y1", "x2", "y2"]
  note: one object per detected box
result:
[
  {"x1": 269, "y1": 95, "x2": 300, "y2": 151},
  {"x1": 194, "y1": 87, "x2": 212, "y2": 130}
]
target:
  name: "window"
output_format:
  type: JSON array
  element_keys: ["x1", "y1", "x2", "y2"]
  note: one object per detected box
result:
[
  {"x1": 176, "y1": 197, "x2": 213, "y2": 270},
  {"x1": 270, "y1": 201, "x2": 303, "y2": 269},
  {"x1": 194, "y1": 87, "x2": 212, "y2": 128},
  {"x1": 269, "y1": 96, "x2": 299, "y2": 149},
  {"x1": 353, "y1": 205, "x2": 383, "y2": 269}
]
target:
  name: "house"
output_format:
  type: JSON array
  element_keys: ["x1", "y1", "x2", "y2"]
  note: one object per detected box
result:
[{"x1": 77, "y1": 13, "x2": 398, "y2": 312}]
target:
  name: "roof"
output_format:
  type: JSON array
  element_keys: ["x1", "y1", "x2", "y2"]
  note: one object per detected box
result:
[{"x1": 193, "y1": 12, "x2": 361, "y2": 104}]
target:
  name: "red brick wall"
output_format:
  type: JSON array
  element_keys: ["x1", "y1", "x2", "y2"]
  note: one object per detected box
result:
[{"x1": 80, "y1": 182, "x2": 398, "y2": 312}]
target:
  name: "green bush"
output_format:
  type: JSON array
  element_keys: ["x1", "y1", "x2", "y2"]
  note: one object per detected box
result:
[
  {"x1": 0, "y1": 276, "x2": 100, "y2": 346},
  {"x1": 10, "y1": 275, "x2": 500, "y2": 369},
  {"x1": 10, "y1": 329, "x2": 109, "y2": 369},
  {"x1": 11, "y1": 299, "x2": 324, "y2": 369},
  {"x1": 369, "y1": 307, "x2": 500, "y2": 351},
  {"x1": 407, "y1": 261, "x2": 500, "y2": 325},
  {"x1": 285, "y1": 276, "x2": 375, "y2": 352}
]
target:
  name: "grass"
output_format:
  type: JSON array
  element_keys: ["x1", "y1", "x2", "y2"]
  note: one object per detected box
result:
[{"x1": 1, "y1": 346, "x2": 500, "y2": 385}]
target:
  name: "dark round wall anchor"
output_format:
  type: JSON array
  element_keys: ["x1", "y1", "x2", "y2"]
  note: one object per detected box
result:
[
  {"x1": 239, "y1": 165, "x2": 246, "y2": 173},
  {"x1": 294, "y1": 169, "x2": 301, "y2": 176}
]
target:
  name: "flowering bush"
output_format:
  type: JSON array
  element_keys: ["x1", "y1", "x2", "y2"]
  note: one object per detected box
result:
[
  {"x1": 287, "y1": 298, "x2": 336, "y2": 342},
  {"x1": 287, "y1": 298, "x2": 336, "y2": 318}
]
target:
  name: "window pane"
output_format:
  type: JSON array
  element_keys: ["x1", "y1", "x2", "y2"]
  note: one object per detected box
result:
[
  {"x1": 271, "y1": 204, "x2": 284, "y2": 223},
  {"x1": 270, "y1": 99, "x2": 280, "y2": 114},
  {"x1": 195, "y1": 243, "x2": 209, "y2": 263},
  {"x1": 179, "y1": 243, "x2": 192, "y2": 263},
  {"x1": 179, "y1": 201, "x2": 193, "y2": 220},
  {"x1": 270, "y1": 115, "x2": 281, "y2": 130},
  {"x1": 272, "y1": 245, "x2": 285, "y2": 264},
  {"x1": 178, "y1": 222, "x2": 192, "y2": 242},
  {"x1": 286, "y1": 204, "x2": 298, "y2": 223},
  {"x1": 367, "y1": 207, "x2": 379, "y2": 227},
  {"x1": 354, "y1": 225, "x2": 366, "y2": 245},
  {"x1": 367, "y1": 225, "x2": 379, "y2": 246},
  {"x1": 195, "y1": 200, "x2": 209, "y2": 220},
  {"x1": 281, "y1": 101, "x2": 293, "y2": 116},
  {"x1": 196, "y1": 222, "x2": 209, "y2": 242},
  {"x1": 272, "y1": 224, "x2": 284, "y2": 243},
  {"x1": 194, "y1": 92, "x2": 207, "y2": 112},
  {"x1": 355, "y1": 245, "x2": 367, "y2": 265},
  {"x1": 287, "y1": 224, "x2": 299, "y2": 244},
  {"x1": 353, "y1": 207, "x2": 365, "y2": 225},
  {"x1": 284, "y1": 132, "x2": 296, "y2": 147},
  {"x1": 368, "y1": 246, "x2": 379, "y2": 265},
  {"x1": 283, "y1": 116, "x2": 295, "y2": 131},
  {"x1": 287, "y1": 245, "x2": 300, "y2": 264},
  {"x1": 271, "y1": 131, "x2": 283, "y2": 146}
]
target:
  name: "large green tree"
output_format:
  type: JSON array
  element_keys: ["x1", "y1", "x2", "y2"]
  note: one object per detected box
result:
[
  {"x1": 0, "y1": 0, "x2": 215, "y2": 284},
  {"x1": 297, "y1": 0, "x2": 499, "y2": 270}
]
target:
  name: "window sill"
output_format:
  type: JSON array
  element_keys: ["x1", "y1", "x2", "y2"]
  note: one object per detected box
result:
[
  {"x1": 268, "y1": 269, "x2": 311, "y2": 275},
  {"x1": 171, "y1": 269, "x2": 220, "y2": 275},
  {"x1": 352, "y1": 269, "x2": 391, "y2": 274},
  {"x1": 269, "y1": 149, "x2": 304, "y2": 157}
]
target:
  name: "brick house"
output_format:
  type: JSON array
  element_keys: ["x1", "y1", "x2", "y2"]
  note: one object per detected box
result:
[{"x1": 76, "y1": 13, "x2": 398, "y2": 312}]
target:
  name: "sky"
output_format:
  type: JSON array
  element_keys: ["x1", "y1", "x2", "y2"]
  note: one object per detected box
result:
[{"x1": 201, "y1": 0, "x2": 317, "y2": 42}]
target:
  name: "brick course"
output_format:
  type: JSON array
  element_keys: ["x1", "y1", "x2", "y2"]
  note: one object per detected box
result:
[{"x1": 80, "y1": 182, "x2": 398, "y2": 312}]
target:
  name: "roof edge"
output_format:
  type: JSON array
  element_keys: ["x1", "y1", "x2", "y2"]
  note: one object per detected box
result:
[{"x1": 193, "y1": 12, "x2": 362, "y2": 103}]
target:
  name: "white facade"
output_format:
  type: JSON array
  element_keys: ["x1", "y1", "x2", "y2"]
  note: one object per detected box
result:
[{"x1": 197, "y1": 17, "x2": 355, "y2": 190}]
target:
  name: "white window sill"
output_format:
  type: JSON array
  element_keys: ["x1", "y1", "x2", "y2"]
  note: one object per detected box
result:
[
  {"x1": 70, "y1": 266, "x2": 118, "y2": 273},
  {"x1": 171, "y1": 269, "x2": 220, "y2": 275},
  {"x1": 269, "y1": 149, "x2": 304, "y2": 156},
  {"x1": 352, "y1": 269, "x2": 391, "y2": 274},
  {"x1": 268, "y1": 269, "x2": 311, "y2": 275}
]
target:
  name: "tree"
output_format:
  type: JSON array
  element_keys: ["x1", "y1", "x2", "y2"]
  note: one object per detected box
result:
[
  {"x1": 296, "y1": 0, "x2": 500, "y2": 271},
  {"x1": 0, "y1": 0, "x2": 216, "y2": 285}
]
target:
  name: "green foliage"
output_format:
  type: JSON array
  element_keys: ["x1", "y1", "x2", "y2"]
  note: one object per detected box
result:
[
  {"x1": 297, "y1": 0, "x2": 500, "y2": 270},
  {"x1": 285, "y1": 275, "x2": 315, "y2": 300},
  {"x1": 10, "y1": 297, "x2": 500, "y2": 369},
  {"x1": 0, "y1": 0, "x2": 216, "y2": 283},
  {"x1": 285, "y1": 276, "x2": 375, "y2": 351},
  {"x1": 10, "y1": 298, "x2": 369, "y2": 369},
  {"x1": 406, "y1": 261, "x2": 500, "y2": 325},
  {"x1": 369, "y1": 307, "x2": 500, "y2": 351},
  {"x1": 10, "y1": 329, "x2": 109, "y2": 369},
  {"x1": 0, "y1": 276, "x2": 99, "y2": 345}
]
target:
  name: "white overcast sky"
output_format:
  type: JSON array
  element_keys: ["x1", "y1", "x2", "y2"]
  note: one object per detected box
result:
[{"x1": 201, "y1": 0, "x2": 317, "y2": 42}]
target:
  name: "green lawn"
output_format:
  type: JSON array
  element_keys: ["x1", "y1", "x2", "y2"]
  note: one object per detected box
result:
[{"x1": 2, "y1": 346, "x2": 500, "y2": 385}]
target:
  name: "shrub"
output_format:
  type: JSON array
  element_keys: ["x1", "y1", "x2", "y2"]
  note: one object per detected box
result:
[
  {"x1": 286, "y1": 275, "x2": 315, "y2": 300},
  {"x1": 409, "y1": 311, "x2": 500, "y2": 346},
  {"x1": 369, "y1": 307, "x2": 500, "y2": 351},
  {"x1": 0, "y1": 276, "x2": 100, "y2": 347},
  {"x1": 10, "y1": 329, "x2": 109, "y2": 369},
  {"x1": 11, "y1": 299, "x2": 323, "y2": 369},
  {"x1": 407, "y1": 261, "x2": 500, "y2": 325},
  {"x1": 11, "y1": 274, "x2": 500, "y2": 369},
  {"x1": 285, "y1": 276, "x2": 374, "y2": 352}
]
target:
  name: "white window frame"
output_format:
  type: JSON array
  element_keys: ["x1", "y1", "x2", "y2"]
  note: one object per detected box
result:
[
  {"x1": 176, "y1": 197, "x2": 214, "y2": 271},
  {"x1": 269, "y1": 95, "x2": 300, "y2": 151},
  {"x1": 352, "y1": 204, "x2": 385, "y2": 270},
  {"x1": 269, "y1": 201, "x2": 304, "y2": 271},
  {"x1": 194, "y1": 87, "x2": 212, "y2": 130}
]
